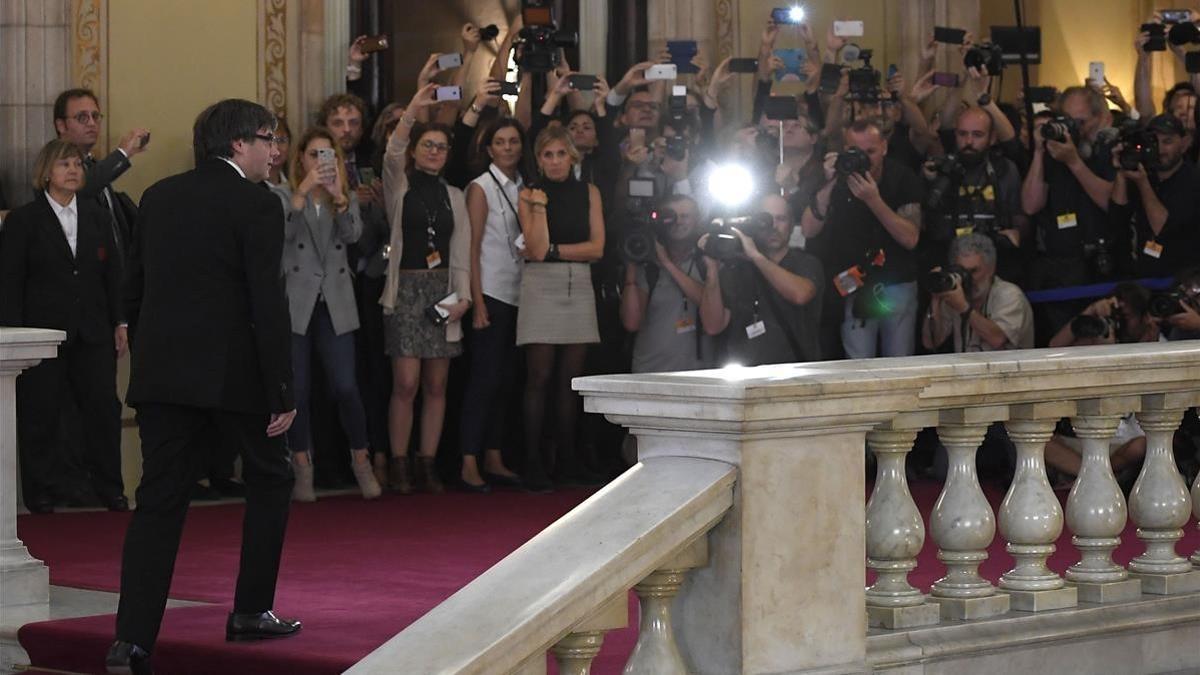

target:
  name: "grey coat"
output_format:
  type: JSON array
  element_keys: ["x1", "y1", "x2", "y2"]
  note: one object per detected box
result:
[{"x1": 277, "y1": 191, "x2": 363, "y2": 336}]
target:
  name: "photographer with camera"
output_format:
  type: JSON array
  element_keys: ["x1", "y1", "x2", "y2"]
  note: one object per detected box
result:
[
  {"x1": 801, "y1": 119, "x2": 923, "y2": 359},
  {"x1": 1108, "y1": 114, "x2": 1200, "y2": 278},
  {"x1": 1021, "y1": 86, "x2": 1117, "y2": 294},
  {"x1": 620, "y1": 194, "x2": 714, "y2": 372},
  {"x1": 1158, "y1": 266, "x2": 1200, "y2": 340},
  {"x1": 925, "y1": 106, "x2": 1028, "y2": 284},
  {"x1": 921, "y1": 233, "x2": 1033, "y2": 353},
  {"x1": 1048, "y1": 282, "x2": 1162, "y2": 347},
  {"x1": 699, "y1": 194, "x2": 823, "y2": 366}
]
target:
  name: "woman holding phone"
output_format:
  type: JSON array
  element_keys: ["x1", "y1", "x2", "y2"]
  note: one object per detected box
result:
[
  {"x1": 516, "y1": 126, "x2": 605, "y2": 492},
  {"x1": 281, "y1": 127, "x2": 380, "y2": 502},
  {"x1": 380, "y1": 83, "x2": 472, "y2": 494}
]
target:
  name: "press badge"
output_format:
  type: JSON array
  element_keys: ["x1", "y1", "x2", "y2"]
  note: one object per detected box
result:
[
  {"x1": 1056, "y1": 212, "x2": 1078, "y2": 229},
  {"x1": 1143, "y1": 240, "x2": 1163, "y2": 258},
  {"x1": 675, "y1": 317, "x2": 696, "y2": 334},
  {"x1": 426, "y1": 251, "x2": 442, "y2": 268},
  {"x1": 834, "y1": 266, "x2": 865, "y2": 297},
  {"x1": 382, "y1": 244, "x2": 391, "y2": 260},
  {"x1": 745, "y1": 320, "x2": 766, "y2": 339},
  {"x1": 514, "y1": 233, "x2": 526, "y2": 251}
]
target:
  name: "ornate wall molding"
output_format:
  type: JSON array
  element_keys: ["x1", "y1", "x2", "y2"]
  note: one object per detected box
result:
[
  {"x1": 70, "y1": 0, "x2": 107, "y2": 132},
  {"x1": 259, "y1": 0, "x2": 288, "y2": 119}
]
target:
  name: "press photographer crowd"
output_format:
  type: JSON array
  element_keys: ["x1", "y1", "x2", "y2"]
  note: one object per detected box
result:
[{"x1": 7, "y1": 2, "x2": 1200, "y2": 516}]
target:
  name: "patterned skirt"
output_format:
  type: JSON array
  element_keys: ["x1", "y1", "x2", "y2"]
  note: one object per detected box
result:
[
  {"x1": 516, "y1": 262, "x2": 599, "y2": 345},
  {"x1": 383, "y1": 269, "x2": 463, "y2": 359}
]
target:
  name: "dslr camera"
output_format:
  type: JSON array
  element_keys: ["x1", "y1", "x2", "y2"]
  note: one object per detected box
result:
[
  {"x1": 1040, "y1": 115, "x2": 1080, "y2": 145},
  {"x1": 1081, "y1": 238, "x2": 1116, "y2": 279},
  {"x1": 924, "y1": 264, "x2": 973, "y2": 298},
  {"x1": 1071, "y1": 312, "x2": 1120, "y2": 340},
  {"x1": 1117, "y1": 122, "x2": 1160, "y2": 171},
  {"x1": 925, "y1": 154, "x2": 965, "y2": 210},
  {"x1": 835, "y1": 147, "x2": 871, "y2": 177},
  {"x1": 1149, "y1": 290, "x2": 1189, "y2": 318},
  {"x1": 515, "y1": 0, "x2": 578, "y2": 73},
  {"x1": 703, "y1": 213, "x2": 774, "y2": 260},
  {"x1": 963, "y1": 42, "x2": 1004, "y2": 76}
]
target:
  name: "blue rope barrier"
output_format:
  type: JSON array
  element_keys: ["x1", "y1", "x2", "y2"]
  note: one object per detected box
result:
[{"x1": 1025, "y1": 277, "x2": 1177, "y2": 304}]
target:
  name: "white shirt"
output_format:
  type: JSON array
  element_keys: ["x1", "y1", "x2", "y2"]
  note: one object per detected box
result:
[
  {"x1": 470, "y1": 165, "x2": 524, "y2": 306},
  {"x1": 219, "y1": 156, "x2": 247, "y2": 179},
  {"x1": 45, "y1": 192, "x2": 78, "y2": 256}
]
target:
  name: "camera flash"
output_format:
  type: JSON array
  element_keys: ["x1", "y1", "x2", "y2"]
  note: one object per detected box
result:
[
  {"x1": 788, "y1": 6, "x2": 806, "y2": 23},
  {"x1": 708, "y1": 163, "x2": 755, "y2": 208}
]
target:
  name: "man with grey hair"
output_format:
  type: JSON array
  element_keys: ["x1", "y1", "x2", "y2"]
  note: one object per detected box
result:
[{"x1": 921, "y1": 233, "x2": 1033, "y2": 352}]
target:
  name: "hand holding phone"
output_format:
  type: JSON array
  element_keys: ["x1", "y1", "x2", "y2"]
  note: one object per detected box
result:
[
  {"x1": 1087, "y1": 61, "x2": 1105, "y2": 85},
  {"x1": 933, "y1": 26, "x2": 966, "y2": 45},
  {"x1": 315, "y1": 147, "x2": 337, "y2": 186},
  {"x1": 435, "y1": 85, "x2": 462, "y2": 101},
  {"x1": 833, "y1": 20, "x2": 864, "y2": 38},
  {"x1": 359, "y1": 35, "x2": 389, "y2": 54},
  {"x1": 568, "y1": 74, "x2": 598, "y2": 90},
  {"x1": 932, "y1": 72, "x2": 960, "y2": 88},
  {"x1": 628, "y1": 128, "x2": 646, "y2": 149},
  {"x1": 645, "y1": 64, "x2": 677, "y2": 80},
  {"x1": 436, "y1": 52, "x2": 463, "y2": 71},
  {"x1": 728, "y1": 57, "x2": 758, "y2": 74}
]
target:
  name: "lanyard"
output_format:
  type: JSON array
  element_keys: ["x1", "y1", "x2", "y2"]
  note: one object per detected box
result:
[
  {"x1": 488, "y1": 168, "x2": 524, "y2": 259},
  {"x1": 411, "y1": 180, "x2": 451, "y2": 253}
]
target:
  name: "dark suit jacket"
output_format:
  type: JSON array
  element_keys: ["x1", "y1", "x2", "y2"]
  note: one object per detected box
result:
[
  {"x1": 79, "y1": 149, "x2": 135, "y2": 259},
  {"x1": 0, "y1": 192, "x2": 123, "y2": 343},
  {"x1": 124, "y1": 159, "x2": 294, "y2": 415}
]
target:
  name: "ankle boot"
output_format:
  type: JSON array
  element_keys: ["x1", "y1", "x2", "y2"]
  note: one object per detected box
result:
[
  {"x1": 388, "y1": 456, "x2": 413, "y2": 495},
  {"x1": 352, "y1": 455, "x2": 382, "y2": 499},
  {"x1": 291, "y1": 461, "x2": 316, "y2": 502},
  {"x1": 417, "y1": 456, "x2": 444, "y2": 494}
]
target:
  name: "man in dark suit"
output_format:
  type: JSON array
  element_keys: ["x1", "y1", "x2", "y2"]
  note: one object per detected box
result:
[
  {"x1": 0, "y1": 140, "x2": 127, "y2": 514},
  {"x1": 52, "y1": 88, "x2": 149, "y2": 262},
  {"x1": 106, "y1": 99, "x2": 300, "y2": 675}
]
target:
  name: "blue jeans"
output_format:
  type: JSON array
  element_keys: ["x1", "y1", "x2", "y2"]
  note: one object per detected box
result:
[
  {"x1": 841, "y1": 281, "x2": 918, "y2": 359},
  {"x1": 287, "y1": 302, "x2": 369, "y2": 453}
]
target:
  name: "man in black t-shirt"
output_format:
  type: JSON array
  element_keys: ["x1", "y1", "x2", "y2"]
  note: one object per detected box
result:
[
  {"x1": 1109, "y1": 114, "x2": 1200, "y2": 279},
  {"x1": 699, "y1": 194, "x2": 824, "y2": 366},
  {"x1": 801, "y1": 119, "x2": 924, "y2": 358}
]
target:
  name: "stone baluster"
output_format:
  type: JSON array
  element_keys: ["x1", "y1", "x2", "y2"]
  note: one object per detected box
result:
[
  {"x1": 998, "y1": 404, "x2": 1078, "y2": 612},
  {"x1": 1191, "y1": 466, "x2": 1200, "y2": 569},
  {"x1": 1064, "y1": 398, "x2": 1142, "y2": 603},
  {"x1": 928, "y1": 408, "x2": 1010, "y2": 620},
  {"x1": 1127, "y1": 393, "x2": 1200, "y2": 594},
  {"x1": 550, "y1": 593, "x2": 628, "y2": 675},
  {"x1": 624, "y1": 538, "x2": 707, "y2": 675},
  {"x1": 865, "y1": 414, "x2": 940, "y2": 629}
]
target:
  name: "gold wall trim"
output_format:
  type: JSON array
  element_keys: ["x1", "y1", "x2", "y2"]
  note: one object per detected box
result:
[
  {"x1": 260, "y1": 0, "x2": 288, "y2": 120},
  {"x1": 70, "y1": 0, "x2": 107, "y2": 134}
]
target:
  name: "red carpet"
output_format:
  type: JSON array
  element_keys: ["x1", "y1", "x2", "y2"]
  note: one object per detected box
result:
[{"x1": 16, "y1": 481, "x2": 1200, "y2": 674}]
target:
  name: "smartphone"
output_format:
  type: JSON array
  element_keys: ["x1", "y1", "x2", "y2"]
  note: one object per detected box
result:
[
  {"x1": 728, "y1": 57, "x2": 758, "y2": 73},
  {"x1": 139, "y1": 132, "x2": 151, "y2": 149},
  {"x1": 357, "y1": 167, "x2": 377, "y2": 185},
  {"x1": 436, "y1": 52, "x2": 463, "y2": 70},
  {"x1": 1088, "y1": 61, "x2": 1104, "y2": 84},
  {"x1": 497, "y1": 81, "x2": 520, "y2": 96},
  {"x1": 833, "y1": 20, "x2": 864, "y2": 38},
  {"x1": 933, "y1": 26, "x2": 966, "y2": 45},
  {"x1": 628, "y1": 128, "x2": 646, "y2": 149},
  {"x1": 435, "y1": 85, "x2": 462, "y2": 101},
  {"x1": 316, "y1": 148, "x2": 336, "y2": 185},
  {"x1": 932, "y1": 72, "x2": 959, "y2": 87},
  {"x1": 819, "y1": 62, "x2": 843, "y2": 93},
  {"x1": 672, "y1": 85, "x2": 688, "y2": 97},
  {"x1": 667, "y1": 40, "x2": 699, "y2": 74},
  {"x1": 771, "y1": 7, "x2": 805, "y2": 25},
  {"x1": 1142, "y1": 23, "x2": 1167, "y2": 52},
  {"x1": 763, "y1": 95, "x2": 799, "y2": 121},
  {"x1": 628, "y1": 178, "x2": 656, "y2": 198},
  {"x1": 887, "y1": 64, "x2": 899, "y2": 79},
  {"x1": 1186, "y1": 51, "x2": 1200, "y2": 74},
  {"x1": 1162, "y1": 9, "x2": 1191, "y2": 23},
  {"x1": 568, "y1": 74, "x2": 598, "y2": 90},
  {"x1": 1026, "y1": 86, "x2": 1057, "y2": 104},
  {"x1": 360, "y1": 35, "x2": 389, "y2": 53},
  {"x1": 645, "y1": 63, "x2": 677, "y2": 80}
]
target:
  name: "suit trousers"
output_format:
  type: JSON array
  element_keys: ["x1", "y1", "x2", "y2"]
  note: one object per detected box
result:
[
  {"x1": 15, "y1": 337, "x2": 121, "y2": 501},
  {"x1": 115, "y1": 403, "x2": 293, "y2": 649}
]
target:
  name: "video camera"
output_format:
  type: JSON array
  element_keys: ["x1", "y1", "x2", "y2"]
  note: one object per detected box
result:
[
  {"x1": 703, "y1": 213, "x2": 774, "y2": 260},
  {"x1": 844, "y1": 47, "x2": 881, "y2": 102},
  {"x1": 515, "y1": 0, "x2": 578, "y2": 73},
  {"x1": 622, "y1": 178, "x2": 669, "y2": 263}
]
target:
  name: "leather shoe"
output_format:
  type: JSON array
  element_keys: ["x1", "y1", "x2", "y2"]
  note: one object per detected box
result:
[
  {"x1": 101, "y1": 494, "x2": 130, "y2": 512},
  {"x1": 105, "y1": 640, "x2": 152, "y2": 675},
  {"x1": 27, "y1": 495, "x2": 55, "y2": 514},
  {"x1": 225, "y1": 610, "x2": 302, "y2": 642},
  {"x1": 210, "y1": 477, "x2": 247, "y2": 498}
]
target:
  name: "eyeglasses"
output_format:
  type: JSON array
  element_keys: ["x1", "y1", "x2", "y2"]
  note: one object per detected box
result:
[
  {"x1": 68, "y1": 111, "x2": 104, "y2": 125},
  {"x1": 273, "y1": 136, "x2": 289, "y2": 145},
  {"x1": 253, "y1": 133, "x2": 283, "y2": 143},
  {"x1": 419, "y1": 140, "x2": 450, "y2": 153},
  {"x1": 628, "y1": 102, "x2": 660, "y2": 112}
]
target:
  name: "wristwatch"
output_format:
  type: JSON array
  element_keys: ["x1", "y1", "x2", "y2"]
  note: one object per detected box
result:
[
  {"x1": 977, "y1": 93, "x2": 992, "y2": 107},
  {"x1": 545, "y1": 243, "x2": 560, "y2": 262}
]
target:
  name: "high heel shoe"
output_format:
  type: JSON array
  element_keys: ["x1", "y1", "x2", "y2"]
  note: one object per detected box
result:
[
  {"x1": 417, "y1": 456, "x2": 444, "y2": 494},
  {"x1": 352, "y1": 456, "x2": 382, "y2": 499},
  {"x1": 388, "y1": 456, "x2": 413, "y2": 495}
]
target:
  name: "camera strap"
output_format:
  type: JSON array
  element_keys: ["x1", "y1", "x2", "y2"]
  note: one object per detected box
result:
[
  {"x1": 756, "y1": 263, "x2": 806, "y2": 362},
  {"x1": 488, "y1": 168, "x2": 524, "y2": 258}
]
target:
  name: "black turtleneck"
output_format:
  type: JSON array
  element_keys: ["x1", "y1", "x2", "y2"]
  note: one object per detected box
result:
[{"x1": 400, "y1": 170, "x2": 454, "y2": 270}]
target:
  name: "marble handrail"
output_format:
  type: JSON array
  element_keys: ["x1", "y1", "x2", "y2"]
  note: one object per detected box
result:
[{"x1": 345, "y1": 456, "x2": 735, "y2": 675}]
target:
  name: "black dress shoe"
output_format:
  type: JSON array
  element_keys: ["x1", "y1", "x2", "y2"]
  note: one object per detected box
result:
[
  {"x1": 27, "y1": 495, "x2": 55, "y2": 514},
  {"x1": 482, "y1": 471, "x2": 522, "y2": 488},
  {"x1": 101, "y1": 494, "x2": 130, "y2": 512},
  {"x1": 225, "y1": 610, "x2": 302, "y2": 642},
  {"x1": 105, "y1": 640, "x2": 152, "y2": 675},
  {"x1": 457, "y1": 478, "x2": 492, "y2": 494}
]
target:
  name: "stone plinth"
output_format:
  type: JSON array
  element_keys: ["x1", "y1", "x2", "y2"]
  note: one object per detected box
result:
[
  {"x1": 1069, "y1": 579, "x2": 1142, "y2": 604},
  {"x1": 867, "y1": 602, "x2": 941, "y2": 629},
  {"x1": 1008, "y1": 586, "x2": 1078, "y2": 612},
  {"x1": 1128, "y1": 570, "x2": 1200, "y2": 595},
  {"x1": 928, "y1": 593, "x2": 1011, "y2": 620}
]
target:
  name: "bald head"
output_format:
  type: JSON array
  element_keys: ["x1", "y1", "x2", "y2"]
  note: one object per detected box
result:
[{"x1": 955, "y1": 106, "x2": 994, "y2": 155}]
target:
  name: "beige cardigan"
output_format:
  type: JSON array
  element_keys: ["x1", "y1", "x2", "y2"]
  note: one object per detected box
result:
[{"x1": 380, "y1": 131, "x2": 472, "y2": 343}]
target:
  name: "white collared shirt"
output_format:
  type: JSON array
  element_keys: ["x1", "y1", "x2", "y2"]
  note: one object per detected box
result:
[
  {"x1": 219, "y1": 156, "x2": 248, "y2": 179},
  {"x1": 45, "y1": 191, "x2": 78, "y2": 256},
  {"x1": 470, "y1": 164, "x2": 524, "y2": 306}
]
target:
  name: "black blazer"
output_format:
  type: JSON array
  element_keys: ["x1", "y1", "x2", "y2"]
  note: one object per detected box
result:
[
  {"x1": 0, "y1": 192, "x2": 123, "y2": 343},
  {"x1": 124, "y1": 159, "x2": 294, "y2": 415},
  {"x1": 80, "y1": 149, "x2": 136, "y2": 258}
]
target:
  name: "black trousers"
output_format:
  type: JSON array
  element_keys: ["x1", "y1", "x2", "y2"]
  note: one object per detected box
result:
[
  {"x1": 115, "y1": 403, "x2": 294, "y2": 649},
  {"x1": 15, "y1": 336, "x2": 122, "y2": 502},
  {"x1": 459, "y1": 296, "x2": 519, "y2": 457}
]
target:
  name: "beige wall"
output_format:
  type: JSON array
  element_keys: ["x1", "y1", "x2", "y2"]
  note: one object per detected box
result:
[{"x1": 106, "y1": 0, "x2": 259, "y2": 201}]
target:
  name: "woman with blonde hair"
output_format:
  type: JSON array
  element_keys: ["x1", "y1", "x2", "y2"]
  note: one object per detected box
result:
[{"x1": 280, "y1": 126, "x2": 380, "y2": 501}]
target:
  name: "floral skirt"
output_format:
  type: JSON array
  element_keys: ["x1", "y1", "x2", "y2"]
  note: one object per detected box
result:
[{"x1": 383, "y1": 270, "x2": 463, "y2": 359}]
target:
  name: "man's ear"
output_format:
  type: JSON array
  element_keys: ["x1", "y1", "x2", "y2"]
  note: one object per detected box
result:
[{"x1": 54, "y1": 119, "x2": 66, "y2": 137}]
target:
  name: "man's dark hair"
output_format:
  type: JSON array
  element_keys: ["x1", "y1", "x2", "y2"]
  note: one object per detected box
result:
[
  {"x1": 316, "y1": 93, "x2": 367, "y2": 127},
  {"x1": 1112, "y1": 281, "x2": 1151, "y2": 317},
  {"x1": 846, "y1": 118, "x2": 884, "y2": 137},
  {"x1": 53, "y1": 88, "x2": 99, "y2": 121},
  {"x1": 192, "y1": 99, "x2": 276, "y2": 162}
]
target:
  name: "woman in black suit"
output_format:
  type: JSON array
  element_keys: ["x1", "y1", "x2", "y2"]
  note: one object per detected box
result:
[{"x1": 0, "y1": 138, "x2": 126, "y2": 513}]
